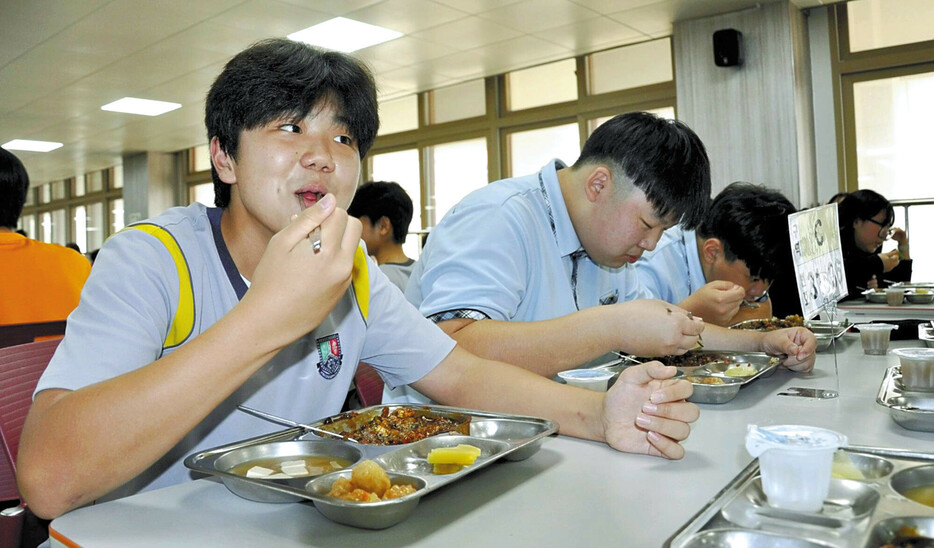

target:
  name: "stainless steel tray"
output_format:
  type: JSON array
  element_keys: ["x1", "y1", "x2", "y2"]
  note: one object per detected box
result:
[
  {"x1": 184, "y1": 405, "x2": 558, "y2": 529},
  {"x1": 665, "y1": 446, "x2": 934, "y2": 547},
  {"x1": 876, "y1": 366, "x2": 934, "y2": 432},
  {"x1": 620, "y1": 351, "x2": 780, "y2": 404}
]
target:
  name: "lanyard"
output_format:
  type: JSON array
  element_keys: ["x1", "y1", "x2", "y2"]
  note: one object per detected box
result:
[{"x1": 538, "y1": 171, "x2": 583, "y2": 311}]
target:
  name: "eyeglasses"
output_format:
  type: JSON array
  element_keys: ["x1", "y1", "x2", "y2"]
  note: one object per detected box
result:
[
  {"x1": 741, "y1": 280, "x2": 773, "y2": 308},
  {"x1": 865, "y1": 218, "x2": 896, "y2": 239}
]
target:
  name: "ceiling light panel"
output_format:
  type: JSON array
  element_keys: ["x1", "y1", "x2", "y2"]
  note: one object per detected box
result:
[
  {"x1": 288, "y1": 17, "x2": 402, "y2": 52},
  {"x1": 100, "y1": 97, "x2": 182, "y2": 116}
]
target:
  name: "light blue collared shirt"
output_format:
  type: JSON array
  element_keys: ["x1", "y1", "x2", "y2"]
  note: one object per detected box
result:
[
  {"x1": 635, "y1": 226, "x2": 707, "y2": 304},
  {"x1": 385, "y1": 160, "x2": 649, "y2": 404}
]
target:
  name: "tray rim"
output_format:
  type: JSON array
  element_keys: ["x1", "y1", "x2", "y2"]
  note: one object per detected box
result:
[
  {"x1": 876, "y1": 366, "x2": 934, "y2": 417},
  {"x1": 184, "y1": 404, "x2": 558, "y2": 509},
  {"x1": 663, "y1": 445, "x2": 934, "y2": 548}
]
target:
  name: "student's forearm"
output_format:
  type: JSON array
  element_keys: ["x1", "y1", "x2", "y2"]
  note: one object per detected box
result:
[
  {"x1": 441, "y1": 307, "x2": 620, "y2": 376},
  {"x1": 700, "y1": 323, "x2": 765, "y2": 352},
  {"x1": 17, "y1": 302, "x2": 285, "y2": 519},
  {"x1": 414, "y1": 347, "x2": 606, "y2": 441}
]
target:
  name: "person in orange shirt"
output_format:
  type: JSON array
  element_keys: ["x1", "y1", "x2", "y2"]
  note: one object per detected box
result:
[{"x1": 0, "y1": 148, "x2": 91, "y2": 325}]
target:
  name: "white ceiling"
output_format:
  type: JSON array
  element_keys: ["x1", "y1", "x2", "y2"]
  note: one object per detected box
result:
[{"x1": 1, "y1": 0, "x2": 834, "y2": 186}]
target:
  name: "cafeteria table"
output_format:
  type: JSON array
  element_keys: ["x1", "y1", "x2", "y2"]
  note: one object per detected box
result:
[{"x1": 49, "y1": 335, "x2": 933, "y2": 547}]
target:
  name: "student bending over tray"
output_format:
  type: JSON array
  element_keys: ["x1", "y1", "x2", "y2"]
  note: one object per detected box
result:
[
  {"x1": 393, "y1": 113, "x2": 816, "y2": 404},
  {"x1": 636, "y1": 182, "x2": 797, "y2": 327},
  {"x1": 17, "y1": 39, "x2": 700, "y2": 520}
]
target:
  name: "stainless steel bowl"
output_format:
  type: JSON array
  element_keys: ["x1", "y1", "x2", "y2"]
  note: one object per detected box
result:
[
  {"x1": 685, "y1": 375, "x2": 743, "y2": 404},
  {"x1": 907, "y1": 291, "x2": 934, "y2": 304},
  {"x1": 306, "y1": 471, "x2": 427, "y2": 529},
  {"x1": 865, "y1": 290, "x2": 887, "y2": 303},
  {"x1": 213, "y1": 440, "x2": 363, "y2": 503}
]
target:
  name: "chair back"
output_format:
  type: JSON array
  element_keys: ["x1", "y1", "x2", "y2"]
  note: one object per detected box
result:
[
  {"x1": 354, "y1": 363, "x2": 384, "y2": 407},
  {"x1": 0, "y1": 320, "x2": 67, "y2": 349},
  {"x1": 0, "y1": 338, "x2": 62, "y2": 502}
]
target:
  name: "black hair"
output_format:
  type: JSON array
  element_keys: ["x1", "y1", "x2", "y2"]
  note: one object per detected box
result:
[
  {"x1": 205, "y1": 38, "x2": 379, "y2": 208},
  {"x1": 827, "y1": 192, "x2": 848, "y2": 205},
  {"x1": 0, "y1": 148, "x2": 30, "y2": 228},
  {"x1": 347, "y1": 181, "x2": 414, "y2": 244},
  {"x1": 573, "y1": 111, "x2": 711, "y2": 229},
  {"x1": 837, "y1": 189, "x2": 893, "y2": 252},
  {"x1": 697, "y1": 182, "x2": 797, "y2": 280}
]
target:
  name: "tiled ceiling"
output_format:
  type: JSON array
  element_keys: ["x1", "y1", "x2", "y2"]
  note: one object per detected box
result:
[{"x1": 1, "y1": 0, "x2": 834, "y2": 185}]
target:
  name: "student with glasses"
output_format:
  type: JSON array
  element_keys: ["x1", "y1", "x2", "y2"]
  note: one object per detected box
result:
[
  {"x1": 838, "y1": 189, "x2": 912, "y2": 299},
  {"x1": 635, "y1": 182, "x2": 796, "y2": 327}
]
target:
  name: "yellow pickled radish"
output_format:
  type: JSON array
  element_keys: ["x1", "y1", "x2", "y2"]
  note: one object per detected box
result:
[
  {"x1": 432, "y1": 463, "x2": 464, "y2": 475},
  {"x1": 427, "y1": 444, "x2": 481, "y2": 465}
]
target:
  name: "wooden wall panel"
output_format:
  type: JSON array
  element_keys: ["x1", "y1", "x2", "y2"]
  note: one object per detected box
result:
[{"x1": 674, "y1": 1, "x2": 814, "y2": 206}]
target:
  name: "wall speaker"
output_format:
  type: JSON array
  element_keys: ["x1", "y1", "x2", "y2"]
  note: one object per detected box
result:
[{"x1": 713, "y1": 28, "x2": 744, "y2": 67}]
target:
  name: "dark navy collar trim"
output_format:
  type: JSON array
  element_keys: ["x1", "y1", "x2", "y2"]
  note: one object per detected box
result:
[{"x1": 207, "y1": 207, "x2": 248, "y2": 300}]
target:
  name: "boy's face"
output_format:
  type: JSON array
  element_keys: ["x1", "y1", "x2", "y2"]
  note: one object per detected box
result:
[
  {"x1": 215, "y1": 101, "x2": 361, "y2": 239},
  {"x1": 709, "y1": 253, "x2": 771, "y2": 301},
  {"x1": 581, "y1": 185, "x2": 674, "y2": 268},
  {"x1": 358, "y1": 216, "x2": 382, "y2": 256}
]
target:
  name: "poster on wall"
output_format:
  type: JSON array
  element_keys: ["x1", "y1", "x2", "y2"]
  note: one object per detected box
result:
[{"x1": 788, "y1": 203, "x2": 848, "y2": 320}]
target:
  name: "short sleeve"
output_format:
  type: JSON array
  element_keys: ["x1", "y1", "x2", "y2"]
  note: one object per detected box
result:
[
  {"x1": 360, "y1": 254, "x2": 456, "y2": 388},
  {"x1": 36, "y1": 229, "x2": 179, "y2": 394},
  {"x1": 409, "y1": 202, "x2": 531, "y2": 322}
]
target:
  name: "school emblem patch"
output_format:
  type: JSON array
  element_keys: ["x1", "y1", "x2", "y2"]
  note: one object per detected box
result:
[{"x1": 316, "y1": 334, "x2": 343, "y2": 380}]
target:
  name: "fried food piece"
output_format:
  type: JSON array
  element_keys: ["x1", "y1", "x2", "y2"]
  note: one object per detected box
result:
[
  {"x1": 686, "y1": 376, "x2": 724, "y2": 385},
  {"x1": 383, "y1": 483, "x2": 417, "y2": 499},
  {"x1": 351, "y1": 460, "x2": 391, "y2": 497}
]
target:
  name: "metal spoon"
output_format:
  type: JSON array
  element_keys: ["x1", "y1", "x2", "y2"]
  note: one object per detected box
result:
[
  {"x1": 739, "y1": 300, "x2": 760, "y2": 309},
  {"x1": 296, "y1": 195, "x2": 322, "y2": 253},
  {"x1": 237, "y1": 404, "x2": 356, "y2": 442}
]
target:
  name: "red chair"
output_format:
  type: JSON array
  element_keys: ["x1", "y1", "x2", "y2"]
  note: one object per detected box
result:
[
  {"x1": 353, "y1": 363, "x2": 384, "y2": 407},
  {"x1": 0, "y1": 338, "x2": 62, "y2": 548},
  {"x1": 0, "y1": 321, "x2": 66, "y2": 349}
]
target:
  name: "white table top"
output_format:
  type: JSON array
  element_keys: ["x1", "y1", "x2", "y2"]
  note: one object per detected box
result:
[{"x1": 49, "y1": 335, "x2": 934, "y2": 547}]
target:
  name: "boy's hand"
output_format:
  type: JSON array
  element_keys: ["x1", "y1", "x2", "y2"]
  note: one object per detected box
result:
[
  {"x1": 242, "y1": 193, "x2": 362, "y2": 348},
  {"x1": 760, "y1": 327, "x2": 816, "y2": 372},
  {"x1": 680, "y1": 280, "x2": 745, "y2": 326},
  {"x1": 602, "y1": 362, "x2": 699, "y2": 459},
  {"x1": 614, "y1": 300, "x2": 704, "y2": 357}
]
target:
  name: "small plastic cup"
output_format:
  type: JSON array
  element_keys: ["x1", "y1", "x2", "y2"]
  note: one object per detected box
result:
[
  {"x1": 891, "y1": 348, "x2": 934, "y2": 391},
  {"x1": 885, "y1": 287, "x2": 905, "y2": 306},
  {"x1": 557, "y1": 369, "x2": 614, "y2": 391},
  {"x1": 746, "y1": 425, "x2": 847, "y2": 512},
  {"x1": 855, "y1": 323, "x2": 898, "y2": 355}
]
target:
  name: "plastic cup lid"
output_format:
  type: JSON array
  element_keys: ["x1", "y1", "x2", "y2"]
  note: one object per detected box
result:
[
  {"x1": 891, "y1": 348, "x2": 934, "y2": 360},
  {"x1": 745, "y1": 424, "x2": 847, "y2": 458},
  {"x1": 855, "y1": 323, "x2": 898, "y2": 331},
  {"x1": 557, "y1": 369, "x2": 614, "y2": 381}
]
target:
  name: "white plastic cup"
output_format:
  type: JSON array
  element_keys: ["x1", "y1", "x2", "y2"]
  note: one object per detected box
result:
[
  {"x1": 885, "y1": 287, "x2": 905, "y2": 306},
  {"x1": 557, "y1": 369, "x2": 614, "y2": 391},
  {"x1": 746, "y1": 425, "x2": 847, "y2": 513},
  {"x1": 856, "y1": 323, "x2": 898, "y2": 355},
  {"x1": 891, "y1": 348, "x2": 934, "y2": 391}
]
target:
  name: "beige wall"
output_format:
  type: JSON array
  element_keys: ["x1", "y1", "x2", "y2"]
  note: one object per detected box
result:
[{"x1": 674, "y1": 1, "x2": 816, "y2": 207}]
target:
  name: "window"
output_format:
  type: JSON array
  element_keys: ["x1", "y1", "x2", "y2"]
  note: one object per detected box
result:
[
  {"x1": 847, "y1": 0, "x2": 934, "y2": 52},
  {"x1": 508, "y1": 123, "x2": 579, "y2": 178},
  {"x1": 192, "y1": 144, "x2": 212, "y2": 172},
  {"x1": 18, "y1": 214, "x2": 36, "y2": 238},
  {"x1": 378, "y1": 95, "x2": 418, "y2": 135},
  {"x1": 110, "y1": 198, "x2": 125, "y2": 233},
  {"x1": 190, "y1": 183, "x2": 215, "y2": 207},
  {"x1": 429, "y1": 79, "x2": 485, "y2": 124},
  {"x1": 370, "y1": 149, "x2": 422, "y2": 258},
  {"x1": 507, "y1": 58, "x2": 577, "y2": 111},
  {"x1": 852, "y1": 70, "x2": 934, "y2": 198},
  {"x1": 588, "y1": 39, "x2": 673, "y2": 95},
  {"x1": 428, "y1": 138, "x2": 488, "y2": 225}
]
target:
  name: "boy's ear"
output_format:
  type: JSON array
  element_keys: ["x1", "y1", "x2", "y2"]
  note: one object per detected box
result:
[
  {"x1": 210, "y1": 137, "x2": 237, "y2": 184},
  {"x1": 376, "y1": 216, "x2": 393, "y2": 237},
  {"x1": 584, "y1": 166, "x2": 612, "y2": 203},
  {"x1": 700, "y1": 237, "x2": 723, "y2": 264}
]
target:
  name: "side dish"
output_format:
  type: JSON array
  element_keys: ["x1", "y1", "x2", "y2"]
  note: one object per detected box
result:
[{"x1": 327, "y1": 460, "x2": 418, "y2": 502}]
